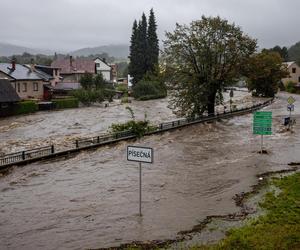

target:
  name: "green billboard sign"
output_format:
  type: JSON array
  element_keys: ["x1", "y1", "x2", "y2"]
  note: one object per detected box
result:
[{"x1": 253, "y1": 111, "x2": 272, "y2": 135}]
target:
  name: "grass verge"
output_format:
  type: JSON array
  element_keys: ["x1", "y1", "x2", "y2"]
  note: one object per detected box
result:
[{"x1": 194, "y1": 172, "x2": 300, "y2": 250}]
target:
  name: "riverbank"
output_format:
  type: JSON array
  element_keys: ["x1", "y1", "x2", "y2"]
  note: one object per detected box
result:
[
  {"x1": 99, "y1": 167, "x2": 299, "y2": 250},
  {"x1": 193, "y1": 170, "x2": 300, "y2": 250}
]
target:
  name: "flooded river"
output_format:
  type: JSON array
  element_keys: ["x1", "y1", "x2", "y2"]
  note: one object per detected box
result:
[
  {"x1": 1, "y1": 92, "x2": 299, "y2": 249},
  {"x1": 0, "y1": 90, "x2": 260, "y2": 154}
]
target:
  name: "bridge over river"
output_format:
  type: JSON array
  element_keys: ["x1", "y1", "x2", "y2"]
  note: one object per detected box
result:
[{"x1": 0, "y1": 92, "x2": 299, "y2": 249}]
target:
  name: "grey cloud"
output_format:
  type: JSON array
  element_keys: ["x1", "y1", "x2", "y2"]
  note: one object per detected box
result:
[{"x1": 0, "y1": 0, "x2": 300, "y2": 51}]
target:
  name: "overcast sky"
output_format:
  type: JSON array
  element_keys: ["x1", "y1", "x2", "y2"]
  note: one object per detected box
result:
[{"x1": 1, "y1": 0, "x2": 300, "y2": 52}]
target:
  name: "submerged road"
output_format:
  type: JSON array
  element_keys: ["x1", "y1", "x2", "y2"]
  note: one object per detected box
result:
[
  {"x1": 0, "y1": 92, "x2": 299, "y2": 249},
  {"x1": 0, "y1": 91, "x2": 260, "y2": 154}
]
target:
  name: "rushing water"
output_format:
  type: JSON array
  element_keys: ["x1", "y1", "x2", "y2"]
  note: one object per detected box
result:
[
  {"x1": 0, "y1": 92, "x2": 299, "y2": 249},
  {"x1": 0, "y1": 91, "x2": 260, "y2": 155}
]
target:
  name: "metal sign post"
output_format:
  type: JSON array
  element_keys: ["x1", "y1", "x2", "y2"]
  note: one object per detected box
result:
[
  {"x1": 287, "y1": 96, "x2": 296, "y2": 130},
  {"x1": 253, "y1": 111, "x2": 272, "y2": 153},
  {"x1": 127, "y1": 146, "x2": 153, "y2": 216}
]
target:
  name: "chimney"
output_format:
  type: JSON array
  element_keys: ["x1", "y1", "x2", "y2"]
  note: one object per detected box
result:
[
  {"x1": 102, "y1": 57, "x2": 106, "y2": 63},
  {"x1": 11, "y1": 59, "x2": 16, "y2": 71},
  {"x1": 70, "y1": 56, "x2": 73, "y2": 67},
  {"x1": 30, "y1": 58, "x2": 35, "y2": 71}
]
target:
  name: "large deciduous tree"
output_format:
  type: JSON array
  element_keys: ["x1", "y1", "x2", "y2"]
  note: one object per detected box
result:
[
  {"x1": 245, "y1": 51, "x2": 289, "y2": 97},
  {"x1": 163, "y1": 16, "x2": 257, "y2": 117}
]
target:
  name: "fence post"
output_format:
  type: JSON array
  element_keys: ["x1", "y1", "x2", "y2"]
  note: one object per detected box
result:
[
  {"x1": 97, "y1": 136, "x2": 100, "y2": 143},
  {"x1": 22, "y1": 151, "x2": 25, "y2": 160},
  {"x1": 76, "y1": 140, "x2": 79, "y2": 148},
  {"x1": 51, "y1": 145, "x2": 54, "y2": 154},
  {"x1": 172, "y1": 121, "x2": 175, "y2": 127},
  {"x1": 160, "y1": 124, "x2": 163, "y2": 130}
]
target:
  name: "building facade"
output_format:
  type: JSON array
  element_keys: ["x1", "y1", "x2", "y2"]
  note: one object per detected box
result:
[
  {"x1": 0, "y1": 62, "x2": 48, "y2": 100},
  {"x1": 282, "y1": 61, "x2": 300, "y2": 86}
]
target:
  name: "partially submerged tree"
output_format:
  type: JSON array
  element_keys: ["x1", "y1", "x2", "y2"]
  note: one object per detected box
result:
[
  {"x1": 163, "y1": 16, "x2": 257, "y2": 117},
  {"x1": 245, "y1": 51, "x2": 289, "y2": 97}
]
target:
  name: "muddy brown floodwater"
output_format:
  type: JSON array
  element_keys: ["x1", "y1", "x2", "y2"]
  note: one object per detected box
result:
[
  {"x1": 1, "y1": 92, "x2": 299, "y2": 249},
  {"x1": 0, "y1": 90, "x2": 260, "y2": 154}
]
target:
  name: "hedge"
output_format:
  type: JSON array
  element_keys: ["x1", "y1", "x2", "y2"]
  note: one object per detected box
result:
[
  {"x1": 14, "y1": 101, "x2": 38, "y2": 115},
  {"x1": 52, "y1": 98, "x2": 79, "y2": 109}
]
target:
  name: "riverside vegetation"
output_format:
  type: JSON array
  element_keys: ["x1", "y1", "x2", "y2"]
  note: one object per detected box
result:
[{"x1": 193, "y1": 172, "x2": 300, "y2": 250}]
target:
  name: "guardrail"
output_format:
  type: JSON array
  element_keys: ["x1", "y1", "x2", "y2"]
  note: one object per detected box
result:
[{"x1": 0, "y1": 98, "x2": 273, "y2": 170}]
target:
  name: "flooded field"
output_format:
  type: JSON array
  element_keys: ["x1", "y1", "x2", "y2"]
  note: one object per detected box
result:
[
  {"x1": 0, "y1": 90, "x2": 261, "y2": 154},
  {"x1": 0, "y1": 92, "x2": 299, "y2": 249}
]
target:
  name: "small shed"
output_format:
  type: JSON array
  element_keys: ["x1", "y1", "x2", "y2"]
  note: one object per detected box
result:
[{"x1": 0, "y1": 79, "x2": 21, "y2": 117}]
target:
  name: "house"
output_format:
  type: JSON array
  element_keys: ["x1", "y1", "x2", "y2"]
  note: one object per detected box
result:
[
  {"x1": 0, "y1": 79, "x2": 20, "y2": 117},
  {"x1": 51, "y1": 56, "x2": 96, "y2": 83},
  {"x1": 0, "y1": 61, "x2": 50, "y2": 100},
  {"x1": 34, "y1": 65, "x2": 62, "y2": 86},
  {"x1": 282, "y1": 61, "x2": 300, "y2": 86},
  {"x1": 94, "y1": 57, "x2": 115, "y2": 82}
]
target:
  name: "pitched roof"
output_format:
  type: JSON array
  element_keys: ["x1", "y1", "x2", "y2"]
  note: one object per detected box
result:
[
  {"x1": 0, "y1": 79, "x2": 20, "y2": 103},
  {"x1": 51, "y1": 58, "x2": 95, "y2": 74},
  {"x1": 0, "y1": 63, "x2": 44, "y2": 80},
  {"x1": 283, "y1": 61, "x2": 296, "y2": 68},
  {"x1": 54, "y1": 82, "x2": 81, "y2": 90}
]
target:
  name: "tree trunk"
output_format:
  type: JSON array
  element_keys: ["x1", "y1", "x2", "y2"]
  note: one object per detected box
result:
[{"x1": 207, "y1": 91, "x2": 216, "y2": 115}]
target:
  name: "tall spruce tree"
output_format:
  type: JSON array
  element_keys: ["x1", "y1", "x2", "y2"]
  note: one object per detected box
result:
[
  {"x1": 137, "y1": 13, "x2": 148, "y2": 82},
  {"x1": 147, "y1": 8, "x2": 159, "y2": 73},
  {"x1": 128, "y1": 20, "x2": 139, "y2": 85},
  {"x1": 129, "y1": 10, "x2": 159, "y2": 85}
]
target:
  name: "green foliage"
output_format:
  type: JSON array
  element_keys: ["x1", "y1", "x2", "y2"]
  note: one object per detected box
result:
[
  {"x1": 79, "y1": 72, "x2": 94, "y2": 90},
  {"x1": 147, "y1": 8, "x2": 159, "y2": 73},
  {"x1": 116, "y1": 84, "x2": 128, "y2": 94},
  {"x1": 110, "y1": 107, "x2": 156, "y2": 138},
  {"x1": 133, "y1": 80, "x2": 167, "y2": 100},
  {"x1": 286, "y1": 81, "x2": 297, "y2": 93},
  {"x1": 128, "y1": 9, "x2": 159, "y2": 85},
  {"x1": 288, "y1": 41, "x2": 300, "y2": 65},
  {"x1": 163, "y1": 15, "x2": 257, "y2": 117},
  {"x1": 245, "y1": 51, "x2": 289, "y2": 97},
  {"x1": 194, "y1": 173, "x2": 300, "y2": 250},
  {"x1": 71, "y1": 89, "x2": 104, "y2": 106},
  {"x1": 264, "y1": 45, "x2": 289, "y2": 61},
  {"x1": 52, "y1": 98, "x2": 79, "y2": 109},
  {"x1": 0, "y1": 52, "x2": 53, "y2": 65},
  {"x1": 14, "y1": 100, "x2": 38, "y2": 115},
  {"x1": 76, "y1": 72, "x2": 115, "y2": 105}
]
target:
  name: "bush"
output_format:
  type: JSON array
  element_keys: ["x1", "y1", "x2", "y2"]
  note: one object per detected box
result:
[
  {"x1": 71, "y1": 89, "x2": 104, "y2": 106},
  {"x1": 286, "y1": 81, "x2": 297, "y2": 93},
  {"x1": 133, "y1": 80, "x2": 167, "y2": 100},
  {"x1": 52, "y1": 98, "x2": 79, "y2": 109},
  {"x1": 14, "y1": 101, "x2": 38, "y2": 115},
  {"x1": 116, "y1": 84, "x2": 128, "y2": 93}
]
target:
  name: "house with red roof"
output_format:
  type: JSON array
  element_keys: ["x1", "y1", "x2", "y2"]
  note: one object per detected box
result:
[{"x1": 51, "y1": 56, "x2": 96, "y2": 83}]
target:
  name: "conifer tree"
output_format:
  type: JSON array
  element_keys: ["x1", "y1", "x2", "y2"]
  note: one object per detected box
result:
[
  {"x1": 147, "y1": 8, "x2": 159, "y2": 73},
  {"x1": 128, "y1": 20, "x2": 139, "y2": 85}
]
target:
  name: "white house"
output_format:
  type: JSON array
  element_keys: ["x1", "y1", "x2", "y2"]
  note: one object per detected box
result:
[{"x1": 94, "y1": 58, "x2": 112, "y2": 82}]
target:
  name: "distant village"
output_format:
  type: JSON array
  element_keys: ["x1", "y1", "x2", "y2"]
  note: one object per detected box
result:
[{"x1": 0, "y1": 56, "x2": 130, "y2": 117}]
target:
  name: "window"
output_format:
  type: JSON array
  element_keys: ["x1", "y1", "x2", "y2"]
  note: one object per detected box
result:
[
  {"x1": 17, "y1": 82, "x2": 20, "y2": 92},
  {"x1": 54, "y1": 69, "x2": 58, "y2": 76},
  {"x1": 96, "y1": 63, "x2": 100, "y2": 68},
  {"x1": 292, "y1": 68, "x2": 296, "y2": 73},
  {"x1": 22, "y1": 82, "x2": 27, "y2": 92},
  {"x1": 298, "y1": 76, "x2": 300, "y2": 83},
  {"x1": 33, "y1": 82, "x2": 38, "y2": 91}
]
